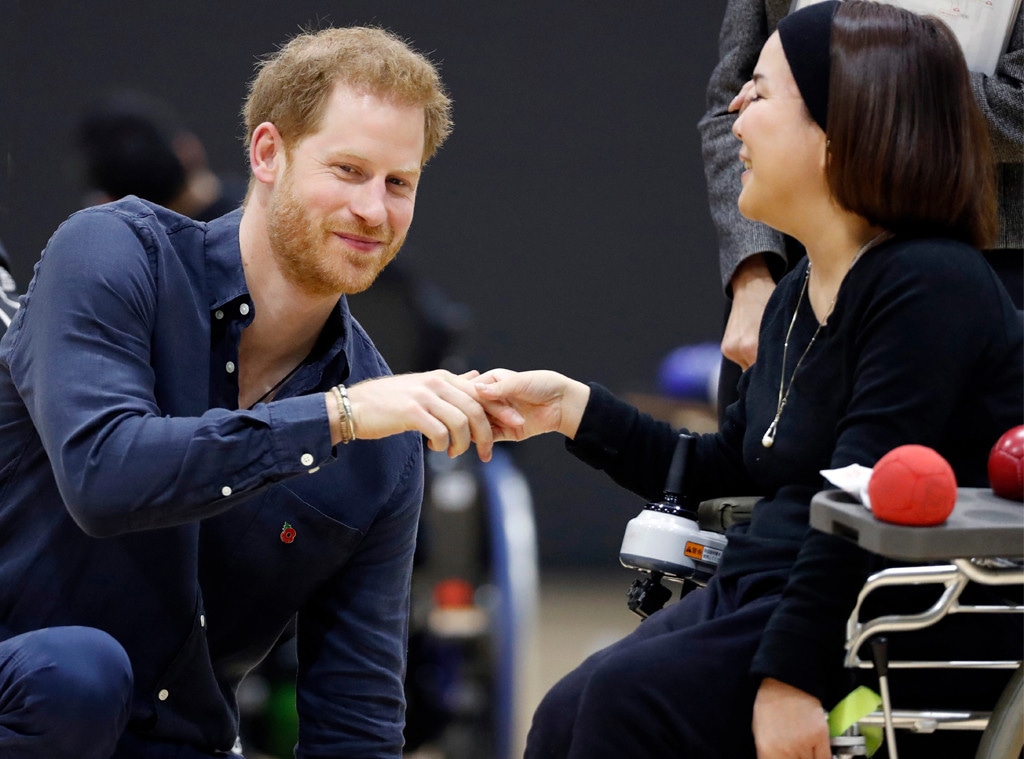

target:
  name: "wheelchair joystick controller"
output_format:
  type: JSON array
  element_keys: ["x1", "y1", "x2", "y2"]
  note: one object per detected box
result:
[{"x1": 620, "y1": 433, "x2": 727, "y2": 618}]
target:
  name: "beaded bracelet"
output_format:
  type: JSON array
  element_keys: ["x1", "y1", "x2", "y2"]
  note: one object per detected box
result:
[{"x1": 331, "y1": 384, "x2": 356, "y2": 444}]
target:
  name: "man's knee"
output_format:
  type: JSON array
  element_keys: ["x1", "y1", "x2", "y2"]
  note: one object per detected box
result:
[
  {"x1": 0, "y1": 626, "x2": 133, "y2": 758},
  {"x1": 26, "y1": 626, "x2": 133, "y2": 716}
]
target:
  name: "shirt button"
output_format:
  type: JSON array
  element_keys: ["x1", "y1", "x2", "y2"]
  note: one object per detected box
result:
[
  {"x1": 214, "y1": 309, "x2": 224, "y2": 320},
  {"x1": 158, "y1": 689, "x2": 170, "y2": 701},
  {"x1": 225, "y1": 361, "x2": 236, "y2": 374},
  {"x1": 300, "y1": 453, "x2": 314, "y2": 466},
  {"x1": 239, "y1": 303, "x2": 251, "y2": 316},
  {"x1": 221, "y1": 486, "x2": 232, "y2": 497}
]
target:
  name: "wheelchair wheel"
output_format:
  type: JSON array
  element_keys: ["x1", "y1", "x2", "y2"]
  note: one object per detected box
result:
[
  {"x1": 975, "y1": 666, "x2": 1023, "y2": 759},
  {"x1": 404, "y1": 447, "x2": 538, "y2": 759}
]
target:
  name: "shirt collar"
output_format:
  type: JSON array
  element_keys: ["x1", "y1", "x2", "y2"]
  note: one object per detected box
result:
[
  {"x1": 205, "y1": 209, "x2": 248, "y2": 312},
  {"x1": 204, "y1": 208, "x2": 354, "y2": 381}
]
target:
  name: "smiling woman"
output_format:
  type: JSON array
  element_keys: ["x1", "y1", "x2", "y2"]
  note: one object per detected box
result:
[
  {"x1": 732, "y1": 33, "x2": 828, "y2": 243},
  {"x1": 467, "y1": 3, "x2": 1022, "y2": 757}
]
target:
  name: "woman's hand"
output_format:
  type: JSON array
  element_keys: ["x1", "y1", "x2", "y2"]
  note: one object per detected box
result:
[
  {"x1": 752, "y1": 678, "x2": 832, "y2": 759},
  {"x1": 473, "y1": 369, "x2": 591, "y2": 442}
]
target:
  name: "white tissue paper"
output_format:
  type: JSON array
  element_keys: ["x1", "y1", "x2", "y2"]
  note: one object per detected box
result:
[{"x1": 820, "y1": 464, "x2": 874, "y2": 511}]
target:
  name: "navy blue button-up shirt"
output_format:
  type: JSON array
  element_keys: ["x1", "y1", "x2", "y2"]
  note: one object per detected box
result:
[{"x1": 0, "y1": 197, "x2": 424, "y2": 756}]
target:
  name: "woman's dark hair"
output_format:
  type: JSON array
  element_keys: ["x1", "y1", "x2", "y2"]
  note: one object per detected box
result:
[{"x1": 825, "y1": 1, "x2": 997, "y2": 248}]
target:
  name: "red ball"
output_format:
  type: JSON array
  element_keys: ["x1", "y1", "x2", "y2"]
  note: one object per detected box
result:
[
  {"x1": 868, "y1": 445, "x2": 957, "y2": 526},
  {"x1": 988, "y1": 425, "x2": 1024, "y2": 502}
]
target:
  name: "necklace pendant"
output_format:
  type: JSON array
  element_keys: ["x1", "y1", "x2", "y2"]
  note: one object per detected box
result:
[{"x1": 761, "y1": 419, "x2": 778, "y2": 448}]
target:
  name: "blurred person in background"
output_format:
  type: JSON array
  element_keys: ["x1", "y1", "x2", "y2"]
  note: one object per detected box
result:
[
  {"x1": 75, "y1": 89, "x2": 246, "y2": 221},
  {"x1": 0, "y1": 239, "x2": 19, "y2": 337}
]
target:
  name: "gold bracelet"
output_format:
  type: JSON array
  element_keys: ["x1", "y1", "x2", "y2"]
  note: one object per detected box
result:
[{"x1": 332, "y1": 384, "x2": 356, "y2": 444}]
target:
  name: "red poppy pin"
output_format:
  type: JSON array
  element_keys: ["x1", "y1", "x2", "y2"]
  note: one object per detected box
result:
[{"x1": 280, "y1": 522, "x2": 297, "y2": 544}]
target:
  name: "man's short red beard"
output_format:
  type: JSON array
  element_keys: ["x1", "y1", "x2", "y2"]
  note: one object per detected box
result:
[{"x1": 266, "y1": 173, "x2": 403, "y2": 298}]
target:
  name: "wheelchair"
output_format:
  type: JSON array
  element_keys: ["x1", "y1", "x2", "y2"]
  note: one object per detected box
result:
[
  {"x1": 810, "y1": 487, "x2": 1023, "y2": 759},
  {"x1": 618, "y1": 473, "x2": 1023, "y2": 758}
]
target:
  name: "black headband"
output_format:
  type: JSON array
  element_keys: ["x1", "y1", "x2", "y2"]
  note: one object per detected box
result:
[{"x1": 777, "y1": 1, "x2": 840, "y2": 132}]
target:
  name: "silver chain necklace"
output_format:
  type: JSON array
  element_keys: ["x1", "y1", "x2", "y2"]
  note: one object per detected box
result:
[{"x1": 761, "y1": 232, "x2": 890, "y2": 449}]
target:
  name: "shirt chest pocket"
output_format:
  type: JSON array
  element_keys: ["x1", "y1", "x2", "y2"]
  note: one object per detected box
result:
[{"x1": 199, "y1": 483, "x2": 365, "y2": 613}]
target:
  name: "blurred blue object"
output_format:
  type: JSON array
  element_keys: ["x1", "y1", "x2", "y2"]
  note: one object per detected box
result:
[{"x1": 657, "y1": 343, "x2": 722, "y2": 406}]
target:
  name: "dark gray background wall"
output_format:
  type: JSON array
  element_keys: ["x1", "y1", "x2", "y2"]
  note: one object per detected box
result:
[{"x1": 0, "y1": 1, "x2": 731, "y2": 568}]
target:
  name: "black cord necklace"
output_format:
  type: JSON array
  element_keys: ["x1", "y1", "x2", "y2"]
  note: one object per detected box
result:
[{"x1": 247, "y1": 363, "x2": 303, "y2": 409}]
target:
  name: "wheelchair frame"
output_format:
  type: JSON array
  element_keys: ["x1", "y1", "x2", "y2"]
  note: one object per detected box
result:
[{"x1": 810, "y1": 487, "x2": 1024, "y2": 759}]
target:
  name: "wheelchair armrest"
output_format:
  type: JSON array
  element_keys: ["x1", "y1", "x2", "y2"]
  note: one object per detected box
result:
[{"x1": 697, "y1": 496, "x2": 758, "y2": 533}]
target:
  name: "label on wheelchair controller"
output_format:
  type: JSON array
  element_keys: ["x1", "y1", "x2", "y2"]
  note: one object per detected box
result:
[{"x1": 685, "y1": 541, "x2": 722, "y2": 564}]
